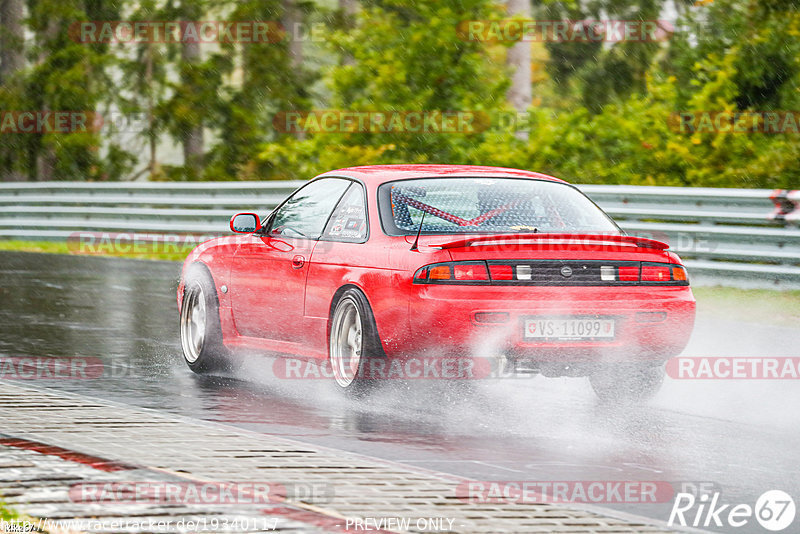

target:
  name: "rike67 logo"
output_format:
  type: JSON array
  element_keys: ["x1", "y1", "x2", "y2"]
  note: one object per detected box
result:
[{"x1": 669, "y1": 490, "x2": 795, "y2": 531}]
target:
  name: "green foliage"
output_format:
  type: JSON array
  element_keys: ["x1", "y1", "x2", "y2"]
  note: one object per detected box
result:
[
  {"x1": 526, "y1": 0, "x2": 800, "y2": 188},
  {"x1": 513, "y1": 71, "x2": 799, "y2": 188},
  {"x1": 255, "y1": 0, "x2": 800, "y2": 187},
  {"x1": 541, "y1": 0, "x2": 663, "y2": 112},
  {"x1": 20, "y1": 0, "x2": 127, "y2": 180},
  {"x1": 0, "y1": 497, "x2": 18, "y2": 520},
  {"x1": 258, "y1": 0, "x2": 512, "y2": 178},
  {"x1": 204, "y1": 0, "x2": 314, "y2": 181},
  {"x1": 2, "y1": 0, "x2": 800, "y2": 187}
]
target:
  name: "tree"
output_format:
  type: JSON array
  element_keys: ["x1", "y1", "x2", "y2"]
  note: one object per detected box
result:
[
  {"x1": 283, "y1": 0, "x2": 303, "y2": 68},
  {"x1": 0, "y1": 0, "x2": 24, "y2": 82},
  {"x1": 541, "y1": 0, "x2": 667, "y2": 112},
  {"x1": 155, "y1": 0, "x2": 227, "y2": 180},
  {"x1": 22, "y1": 0, "x2": 127, "y2": 181},
  {"x1": 116, "y1": 0, "x2": 171, "y2": 180},
  {"x1": 202, "y1": 0, "x2": 312, "y2": 180},
  {"x1": 0, "y1": 0, "x2": 25, "y2": 181},
  {"x1": 180, "y1": 27, "x2": 204, "y2": 177},
  {"x1": 506, "y1": 0, "x2": 532, "y2": 116},
  {"x1": 338, "y1": 0, "x2": 358, "y2": 65}
]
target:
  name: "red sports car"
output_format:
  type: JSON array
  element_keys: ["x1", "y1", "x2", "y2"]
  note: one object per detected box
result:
[{"x1": 177, "y1": 165, "x2": 695, "y2": 400}]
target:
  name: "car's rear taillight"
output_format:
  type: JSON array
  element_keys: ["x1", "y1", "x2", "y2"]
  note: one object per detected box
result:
[
  {"x1": 640, "y1": 262, "x2": 688, "y2": 284},
  {"x1": 641, "y1": 264, "x2": 672, "y2": 282},
  {"x1": 672, "y1": 265, "x2": 688, "y2": 282},
  {"x1": 414, "y1": 262, "x2": 490, "y2": 284},
  {"x1": 429, "y1": 265, "x2": 452, "y2": 280},
  {"x1": 454, "y1": 263, "x2": 489, "y2": 280},
  {"x1": 414, "y1": 261, "x2": 689, "y2": 285},
  {"x1": 618, "y1": 265, "x2": 640, "y2": 282}
]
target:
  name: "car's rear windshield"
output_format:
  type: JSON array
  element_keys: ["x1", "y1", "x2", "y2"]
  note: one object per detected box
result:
[{"x1": 378, "y1": 177, "x2": 620, "y2": 235}]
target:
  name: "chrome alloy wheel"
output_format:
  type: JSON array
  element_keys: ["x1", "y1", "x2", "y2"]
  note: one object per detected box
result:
[
  {"x1": 330, "y1": 298, "x2": 363, "y2": 387},
  {"x1": 180, "y1": 285, "x2": 206, "y2": 364}
]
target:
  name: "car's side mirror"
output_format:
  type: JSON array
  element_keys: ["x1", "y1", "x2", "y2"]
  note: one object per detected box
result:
[{"x1": 230, "y1": 213, "x2": 261, "y2": 233}]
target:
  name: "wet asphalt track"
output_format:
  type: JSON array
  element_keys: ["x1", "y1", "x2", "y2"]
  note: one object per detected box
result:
[{"x1": 1, "y1": 250, "x2": 799, "y2": 533}]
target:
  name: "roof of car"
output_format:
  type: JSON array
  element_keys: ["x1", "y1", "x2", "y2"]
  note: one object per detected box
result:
[{"x1": 316, "y1": 165, "x2": 566, "y2": 185}]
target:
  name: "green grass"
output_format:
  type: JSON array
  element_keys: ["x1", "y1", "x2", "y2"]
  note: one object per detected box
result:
[
  {"x1": 0, "y1": 500, "x2": 40, "y2": 533},
  {"x1": 0, "y1": 498, "x2": 18, "y2": 520},
  {"x1": 693, "y1": 286, "x2": 800, "y2": 327},
  {"x1": 0, "y1": 239, "x2": 193, "y2": 262}
]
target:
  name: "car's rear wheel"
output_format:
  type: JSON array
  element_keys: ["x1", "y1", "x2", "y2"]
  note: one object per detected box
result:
[
  {"x1": 589, "y1": 363, "x2": 665, "y2": 403},
  {"x1": 329, "y1": 289, "x2": 381, "y2": 397},
  {"x1": 180, "y1": 267, "x2": 228, "y2": 373}
]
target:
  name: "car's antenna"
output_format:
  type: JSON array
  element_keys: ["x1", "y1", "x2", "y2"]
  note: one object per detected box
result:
[{"x1": 410, "y1": 210, "x2": 427, "y2": 251}]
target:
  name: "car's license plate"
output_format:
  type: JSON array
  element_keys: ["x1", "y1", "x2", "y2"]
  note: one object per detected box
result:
[{"x1": 524, "y1": 318, "x2": 615, "y2": 340}]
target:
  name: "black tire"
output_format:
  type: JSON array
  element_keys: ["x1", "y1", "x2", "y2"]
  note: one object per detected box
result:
[
  {"x1": 328, "y1": 288, "x2": 383, "y2": 398},
  {"x1": 589, "y1": 363, "x2": 665, "y2": 403},
  {"x1": 179, "y1": 266, "x2": 229, "y2": 374}
]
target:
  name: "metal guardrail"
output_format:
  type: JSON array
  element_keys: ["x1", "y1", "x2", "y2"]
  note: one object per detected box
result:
[{"x1": 1, "y1": 181, "x2": 799, "y2": 287}]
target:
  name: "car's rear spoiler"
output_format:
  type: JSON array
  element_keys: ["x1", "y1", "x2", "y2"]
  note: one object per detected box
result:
[{"x1": 427, "y1": 233, "x2": 669, "y2": 250}]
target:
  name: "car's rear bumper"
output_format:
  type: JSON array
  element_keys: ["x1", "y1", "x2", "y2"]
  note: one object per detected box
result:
[{"x1": 390, "y1": 285, "x2": 695, "y2": 363}]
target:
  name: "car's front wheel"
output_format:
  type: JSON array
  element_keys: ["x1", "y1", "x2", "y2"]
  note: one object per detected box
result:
[
  {"x1": 589, "y1": 363, "x2": 665, "y2": 403},
  {"x1": 180, "y1": 267, "x2": 228, "y2": 373},
  {"x1": 329, "y1": 289, "x2": 382, "y2": 397}
]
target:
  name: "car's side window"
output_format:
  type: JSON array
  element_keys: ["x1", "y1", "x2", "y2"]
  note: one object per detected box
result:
[
  {"x1": 322, "y1": 183, "x2": 368, "y2": 243},
  {"x1": 268, "y1": 178, "x2": 350, "y2": 240}
]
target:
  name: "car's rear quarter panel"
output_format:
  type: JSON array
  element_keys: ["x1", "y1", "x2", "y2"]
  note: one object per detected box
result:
[
  {"x1": 178, "y1": 236, "x2": 239, "y2": 336},
  {"x1": 304, "y1": 235, "x2": 421, "y2": 358}
]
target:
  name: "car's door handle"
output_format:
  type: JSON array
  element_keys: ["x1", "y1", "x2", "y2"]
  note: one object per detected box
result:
[{"x1": 292, "y1": 255, "x2": 305, "y2": 269}]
